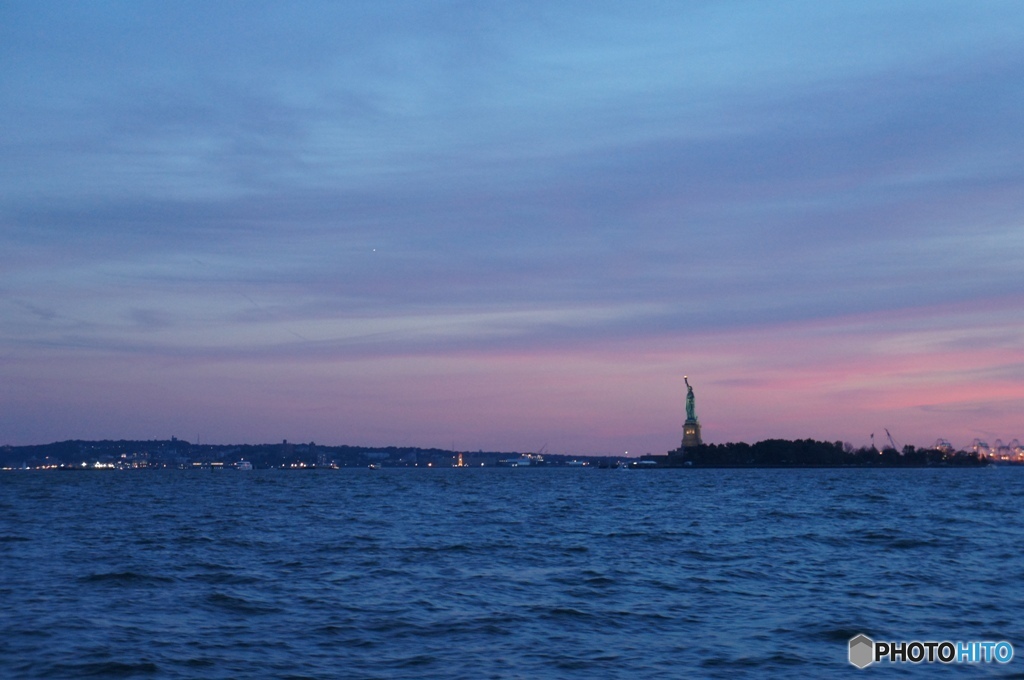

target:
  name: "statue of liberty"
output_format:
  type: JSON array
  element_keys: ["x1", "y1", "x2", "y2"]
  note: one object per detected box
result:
[
  {"x1": 681, "y1": 375, "x2": 702, "y2": 447},
  {"x1": 684, "y1": 376, "x2": 697, "y2": 422}
]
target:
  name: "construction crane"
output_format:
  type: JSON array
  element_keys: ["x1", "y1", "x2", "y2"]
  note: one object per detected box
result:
[{"x1": 884, "y1": 428, "x2": 902, "y2": 455}]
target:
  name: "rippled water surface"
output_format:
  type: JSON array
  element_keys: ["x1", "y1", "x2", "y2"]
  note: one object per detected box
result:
[{"x1": 2, "y1": 467, "x2": 1022, "y2": 678}]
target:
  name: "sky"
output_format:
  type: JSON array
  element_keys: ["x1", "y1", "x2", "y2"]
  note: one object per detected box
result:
[{"x1": 2, "y1": 1, "x2": 1023, "y2": 455}]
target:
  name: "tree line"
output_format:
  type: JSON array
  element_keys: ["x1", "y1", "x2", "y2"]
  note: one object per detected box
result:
[{"x1": 669, "y1": 439, "x2": 986, "y2": 467}]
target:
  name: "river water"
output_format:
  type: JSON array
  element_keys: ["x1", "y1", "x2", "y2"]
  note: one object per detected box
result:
[{"x1": 1, "y1": 467, "x2": 1021, "y2": 678}]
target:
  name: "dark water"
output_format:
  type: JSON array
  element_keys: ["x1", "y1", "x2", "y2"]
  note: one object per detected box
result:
[{"x1": 1, "y1": 467, "x2": 1022, "y2": 678}]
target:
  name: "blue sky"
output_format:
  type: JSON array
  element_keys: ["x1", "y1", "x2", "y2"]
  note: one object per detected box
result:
[{"x1": 2, "y1": 1, "x2": 1023, "y2": 453}]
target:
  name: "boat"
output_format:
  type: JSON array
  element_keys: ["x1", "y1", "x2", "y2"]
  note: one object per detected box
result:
[
  {"x1": 236, "y1": 460, "x2": 253, "y2": 471},
  {"x1": 498, "y1": 454, "x2": 539, "y2": 467}
]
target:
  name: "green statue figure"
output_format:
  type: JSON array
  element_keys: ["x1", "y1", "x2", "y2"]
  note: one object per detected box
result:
[{"x1": 684, "y1": 375, "x2": 697, "y2": 422}]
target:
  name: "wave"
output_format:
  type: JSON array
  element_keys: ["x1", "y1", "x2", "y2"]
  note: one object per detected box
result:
[{"x1": 77, "y1": 572, "x2": 174, "y2": 585}]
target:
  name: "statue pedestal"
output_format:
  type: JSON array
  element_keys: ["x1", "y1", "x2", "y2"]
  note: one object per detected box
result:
[{"x1": 682, "y1": 419, "x2": 702, "y2": 448}]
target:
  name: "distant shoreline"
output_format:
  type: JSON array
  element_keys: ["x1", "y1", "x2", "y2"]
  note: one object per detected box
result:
[{"x1": 0, "y1": 437, "x2": 1003, "y2": 471}]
